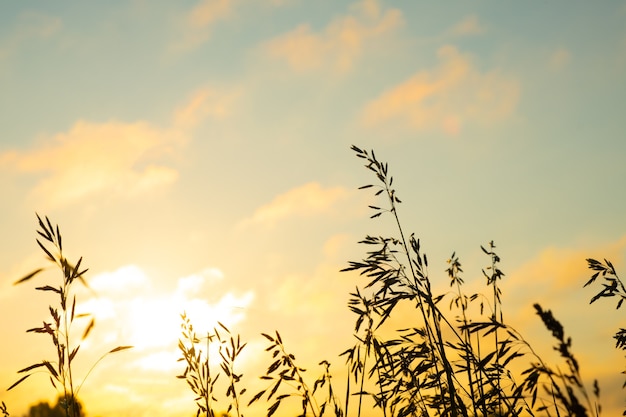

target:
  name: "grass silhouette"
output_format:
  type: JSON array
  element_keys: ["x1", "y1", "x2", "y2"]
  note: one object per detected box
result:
[
  {"x1": 3, "y1": 147, "x2": 624, "y2": 417},
  {"x1": 177, "y1": 313, "x2": 247, "y2": 417},
  {"x1": 6, "y1": 215, "x2": 131, "y2": 417}
]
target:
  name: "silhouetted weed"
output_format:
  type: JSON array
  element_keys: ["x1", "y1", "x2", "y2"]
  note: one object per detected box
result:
[
  {"x1": 585, "y1": 258, "x2": 626, "y2": 350},
  {"x1": 340, "y1": 146, "x2": 604, "y2": 417},
  {"x1": 9, "y1": 148, "x2": 625, "y2": 417},
  {"x1": 584, "y1": 257, "x2": 625, "y2": 413},
  {"x1": 8, "y1": 214, "x2": 132, "y2": 417},
  {"x1": 249, "y1": 331, "x2": 341, "y2": 417},
  {"x1": 178, "y1": 313, "x2": 246, "y2": 417}
]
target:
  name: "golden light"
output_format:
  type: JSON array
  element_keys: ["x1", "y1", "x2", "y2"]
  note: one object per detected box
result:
[{"x1": 76, "y1": 265, "x2": 255, "y2": 371}]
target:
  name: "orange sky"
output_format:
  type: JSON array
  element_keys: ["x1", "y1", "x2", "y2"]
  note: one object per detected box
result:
[{"x1": 1, "y1": 1, "x2": 625, "y2": 416}]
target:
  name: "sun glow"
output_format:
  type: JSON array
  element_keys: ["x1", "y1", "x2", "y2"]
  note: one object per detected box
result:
[{"x1": 76, "y1": 265, "x2": 254, "y2": 371}]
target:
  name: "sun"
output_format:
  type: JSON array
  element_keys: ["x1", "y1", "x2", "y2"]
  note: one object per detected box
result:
[
  {"x1": 77, "y1": 264, "x2": 254, "y2": 363},
  {"x1": 125, "y1": 295, "x2": 182, "y2": 351}
]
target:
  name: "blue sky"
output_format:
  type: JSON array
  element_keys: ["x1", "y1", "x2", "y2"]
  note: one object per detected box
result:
[{"x1": 1, "y1": 1, "x2": 625, "y2": 416}]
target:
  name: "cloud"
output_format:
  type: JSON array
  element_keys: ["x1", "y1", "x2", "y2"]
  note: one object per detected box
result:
[
  {"x1": 173, "y1": 87, "x2": 239, "y2": 129},
  {"x1": 259, "y1": 254, "x2": 359, "y2": 364},
  {"x1": 323, "y1": 233, "x2": 353, "y2": 259},
  {"x1": 71, "y1": 264, "x2": 258, "y2": 416},
  {"x1": 548, "y1": 47, "x2": 571, "y2": 71},
  {"x1": 89, "y1": 265, "x2": 151, "y2": 294},
  {"x1": 170, "y1": 0, "x2": 232, "y2": 53},
  {"x1": 189, "y1": 0, "x2": 231, "y2": 28},
  {"x1": 134, "y1": 350, "x2": 181, "y2": 372},
  {"x1": 361, "y1": 45, "x2": 520, "y2": 135},
  {"x1": 262, "y1": 0, "x2": 403, "y2": 73},
  {"x1": 0, "y1": 11, "x2": 62, "y2": 63},
  {"x1": 509, "y1": 235, "x2": 626, "y2": 292},
  {"x1": 238, "y1": 182, "x2": 349, "y2": 229},
  {"x1": 502, "y1": 236, "x2": 626, "y2": 413},
  {"x1": 449, "y1": 15, "x2": 486, "y2": 37},
  {"x1": 0, "y1": 120, "x2": 186, "y2": 207},
  {"x1": 264, "y1": 0, "x2": 295, "y2": 5},
  {"x1": 77, "y1": 264, "x2": 253, "y2": 356},
  {"x1": 69, "y1": 263, "x2": 255, "y2": 417},
  {"x1": 176, "y1": 267, "x2": 225, "y2": 296}
]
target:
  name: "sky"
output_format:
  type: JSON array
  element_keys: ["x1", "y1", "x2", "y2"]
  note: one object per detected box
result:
[{"x1": 1, "y1": 1, "x2": 625, "y2": 416}]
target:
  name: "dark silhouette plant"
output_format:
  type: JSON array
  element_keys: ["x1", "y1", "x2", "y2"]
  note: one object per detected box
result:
[
  {"x1": 7, "y1": 214, "x2": 132, "y2": 417},
  {"x1": 585, "y1": 258, "x2": 626, "y2": 351},
  {"x1": 177, "y1": 313, "x2": 247, "y2": 417},
  {"x1": 584, "y1": 257, "x2": 625, "y2": 414},
  {"x1": 340, "y1": 145, "x2": 602, "y2": 417},
  {"x1": 243, "y1": 145, "x2": 614, "y2": 417},
  {"x1": 245, "y1": 145, "x2": 610, "y2": 417},
  {"x1": 8, "y1": 146, "x2": 624, "y2": 417},
  {"x1": 249, "y1": 331, "x2": 341, "y2": 417}
]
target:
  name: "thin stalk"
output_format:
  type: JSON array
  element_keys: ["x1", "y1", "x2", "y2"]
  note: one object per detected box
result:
[
  {"x1": 294, "y1": 362, "x2": 319, "y2": 417},
  {"x1": 357, "y1": 346, "x2": 367, "y2": 417},
  {"x1": 508, "y1": 327, "x2": 565, "y2": 415},
  {"x1": 275, "y1": 339, "x2": 320, "y2": 417},
  {"x1": 63, "y1": 311, "x2": 76, "y2": 417},
  {"x1": 373, "y1": 156, "x2": 472, "y2": 416},
  {"x1": 388, "y1": 195, "x2": 463, "y2": 417},
  {"x1": 409, "y1": 376, "x2": 430, "y2": 417},
  {"x1": 453, "y1": 275, "x2": 477, "y2": 417},
  {"x1": 473, "y1": 331, "x2": 488, "y2": 417},
  {"x1": 206, "y1": 334, "x2": 213, "y2": 417},
  {"x1": 60, "y1": 254, "x2": 76, "y2": 417},
  {"x1": 372, "y1": 346, "x2": 388, "y2": 417},
  {"x1": 490, "y1": 250, "x2": 503, "y2": 415},
  {"x1": 228, "y1": 361, "x2": 242, "y2": 417},
  {"x1": 344, "y1": 367, "x2": 350, "y2": 417}
]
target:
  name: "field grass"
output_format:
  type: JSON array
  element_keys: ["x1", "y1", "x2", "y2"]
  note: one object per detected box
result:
[{"x1": 4, "y1": 146, "x2": 624, "y2": 417}]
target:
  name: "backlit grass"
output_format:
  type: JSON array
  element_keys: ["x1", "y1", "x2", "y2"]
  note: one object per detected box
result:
[{"x1": 4, "y1": 147, "x2": 624, "y2": 417}]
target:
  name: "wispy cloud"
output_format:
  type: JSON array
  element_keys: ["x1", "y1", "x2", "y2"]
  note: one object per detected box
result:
[
  {"x1": 262, "y1": 0, "x2": 403, "y2": 73},
  {"x1": 238, "y1": 182, "x2": 350, "y2": 229},
  {"x1": 361, "y1": 45, "x2": 520, "y2": 135},
  {"x1": 449, "y1": 15, "x2": 486, "y2": 37},
  {"x1": 78, "y1": 264, "x2": 253, "y2": 357},
  {"x1": 548, "y1": 47, "x2": 571, "y2": 71},
  {"x1": 170, "y1": 0, "x2": 232, "y2": 53},
  {"x1": 0, "y1": 11, "x2": 61, "y2": 63},
  {"x1": 502, "y1": 236, "x2": 626, "y2": 404},
  {"x1": 0, "y1": 120, "x2": 186, "y2": 207},
  {"x1": 259, "y1": 237, "x2": 358, "y2": 360},
  {"x1": 509, "y1": 236, "x2": 626, "y2": 292},
  {"x1": 173, "y1": 86, "x2": 239, "y2": 129}
]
